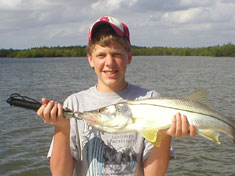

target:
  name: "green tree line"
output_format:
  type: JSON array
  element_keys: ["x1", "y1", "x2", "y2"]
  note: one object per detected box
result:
[{"x1": 1, "y1": 43, "x2": 235, "y2": 58}]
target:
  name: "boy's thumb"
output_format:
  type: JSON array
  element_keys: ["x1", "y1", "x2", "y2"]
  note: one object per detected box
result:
[{"x1": 41, "y1": 98, "x2": 50, "y2": 105}]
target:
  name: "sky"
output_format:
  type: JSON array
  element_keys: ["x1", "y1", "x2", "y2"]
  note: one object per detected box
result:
[{"x1": 0, "y1": 0, "x2": 235, "y2": 49}]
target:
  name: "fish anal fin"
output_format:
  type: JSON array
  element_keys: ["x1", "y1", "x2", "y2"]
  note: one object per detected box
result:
[
  {"x1": 198, "y1": 129, "x2": 221, "y2": 144},
  {"x1": 185, "y1": 89, "x2": 212, "y2": 107},
  {"x1": 140, "y1": 129, "x2": 162, "y2": 147}
]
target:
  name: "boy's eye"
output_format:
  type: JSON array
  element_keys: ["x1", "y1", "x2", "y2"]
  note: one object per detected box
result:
[
  {"x1": 96, "y1": 53, "x2": 105, "y2": 58},
  {"x1": 113, "y1": 53, "x2": 123, "y2": 57}
]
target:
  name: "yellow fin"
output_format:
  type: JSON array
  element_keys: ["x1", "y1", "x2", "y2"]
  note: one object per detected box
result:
[
  {"x1": 140, "y1": 129, "x2": 162, "y2": 147},
  {"x1": 185, "y1": 89, "x2": 211, "y2": 107},
  {"x1": 198, "y1": 129, "x2": 221, "y2": 144},
  {"x1": 154, "y1": 132, "x2": 162, "y2": 147}
]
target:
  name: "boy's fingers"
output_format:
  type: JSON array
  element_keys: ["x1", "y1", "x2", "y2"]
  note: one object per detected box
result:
[
  {"x1": 42, "y1": 98, "x2": 50, "y2": 104},
  {"x1": 189, "y1": 125, "x2": 196, "y2": 137},
  {"x1": 175, "y1": 113, "x2": 182, "y2": 137},
  {"x1": 37, "y1": 104, "x2": 46, "y2": 117},
  {"x1": 57, "y1": 103, "x2": 64, "y2": 119},
  {"x1": 43, "y1": 101, "x2": 55, "y2": 121},
  {"x1": 167, "y1": 113, "x2": 196, "y2": 138},
  {"x1": 50, "y1": 103, "x2": 58, "y2": 122},
  {"x1": 182, "y1": 115, "x2": 189, "y2": 137}
]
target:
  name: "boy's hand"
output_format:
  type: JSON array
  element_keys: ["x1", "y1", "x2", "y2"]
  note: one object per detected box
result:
[
  {"x1": 37, "y1": 98, "x2": 70, "y2": 129},
  {"x1": 165, "y1": 112, "x2": 196, "y2": 138}
]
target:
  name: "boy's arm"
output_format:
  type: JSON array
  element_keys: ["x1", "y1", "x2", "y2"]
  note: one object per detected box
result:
[
  {"x1": 144, "y1": 113, "x2": 196, "y2": 176},
  {"x1": 143, "y1": 133, "x2": 171, "y2": 176},
  {"x1": 37, "y1": 98, "x2": 76, "y2": 176},
  {"x1": 49, "y1": 125, "x2": 76, "y2": 176}
]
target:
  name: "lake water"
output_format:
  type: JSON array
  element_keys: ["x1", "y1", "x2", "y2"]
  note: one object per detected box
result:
[{"x1": 0, "y1": 56, "x2": 235, "y2": 176}]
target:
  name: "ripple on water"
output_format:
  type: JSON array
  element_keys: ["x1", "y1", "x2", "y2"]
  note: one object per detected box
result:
[{"x1": 1, "y1": 57, "x2": 235, "y2": 175}]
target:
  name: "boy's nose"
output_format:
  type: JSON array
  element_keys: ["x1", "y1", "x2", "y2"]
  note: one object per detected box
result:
[{"x1": 105, "y1": 55, "x2": 115, "y2": 67}]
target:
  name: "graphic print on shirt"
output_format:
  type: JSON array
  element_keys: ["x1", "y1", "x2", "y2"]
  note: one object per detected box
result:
[{"x1": 83, "y1": 123, "x2": 137, "y2": 176}]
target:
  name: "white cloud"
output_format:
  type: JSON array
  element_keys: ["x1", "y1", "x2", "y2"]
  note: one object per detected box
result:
[
  {"x1": 91, "y1": 0, "x2": 137, "y2": 10},
  {"x1": 0, "y1": 0, "x2": 235, "y2": 49},
  {"x1": 179, "y1": 0, "x2": 214, "y2": 7},
  {"x1": 162, "y1": 8, "x2": 203, "y2": 24},
  {"x1": 0, "y1": 0, "x2": 22, "y2": 8}
]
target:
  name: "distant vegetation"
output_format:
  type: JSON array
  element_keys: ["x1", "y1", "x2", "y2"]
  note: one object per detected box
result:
[
  {"x1": 0, "y1": 46, "x2": 87, "y2": 58},
  {"x1": 1, "y1": 43, "x2": 235, "y2": 58}
]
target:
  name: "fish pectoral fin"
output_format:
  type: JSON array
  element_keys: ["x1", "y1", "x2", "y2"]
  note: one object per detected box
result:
[
  {"x1": 103, "y1": 116, "x2": 130, "y2": 129},
  {"x1": 140, "y1": 129, "x2": 162, "y2": 147},
  {"x1": 198, "y1": 129, "x2": 221, "y2": 144}
]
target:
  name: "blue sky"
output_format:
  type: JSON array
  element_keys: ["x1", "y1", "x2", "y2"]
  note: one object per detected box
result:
[{"x1": 0, "y1": 0, "x2": 235, "y2": 49}]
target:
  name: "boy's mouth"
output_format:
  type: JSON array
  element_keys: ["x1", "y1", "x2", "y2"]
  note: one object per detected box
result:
[
  {"x1": 104, "y1": 70, "x2": 118, "y2": 75},
  {"x1": 103, "y1": 70, "x2": 118, "y2": 77}
]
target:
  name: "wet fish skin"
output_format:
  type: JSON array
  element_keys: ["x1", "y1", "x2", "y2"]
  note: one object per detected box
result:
[{"x1": 67, "y1": 90, "x2": 235, "y2": 147}]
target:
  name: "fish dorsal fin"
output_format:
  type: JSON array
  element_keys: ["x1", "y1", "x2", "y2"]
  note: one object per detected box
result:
[{"x1": 185, "y1": 89, "x2": 211, "y2": 107}]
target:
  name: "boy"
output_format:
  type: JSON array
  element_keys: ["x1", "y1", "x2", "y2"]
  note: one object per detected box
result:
[{"x1": 37, "y1": 16, "x2": 196, "y2": 176}]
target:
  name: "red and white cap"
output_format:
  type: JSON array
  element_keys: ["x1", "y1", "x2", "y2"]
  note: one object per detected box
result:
[{"x1": 88, "y1": 16, "x2": 130, "y2": 44}]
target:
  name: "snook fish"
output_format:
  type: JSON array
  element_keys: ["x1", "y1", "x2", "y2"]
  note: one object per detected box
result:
[{"x1": 71, "y1": 90, "x2": 235, "y2": 147}]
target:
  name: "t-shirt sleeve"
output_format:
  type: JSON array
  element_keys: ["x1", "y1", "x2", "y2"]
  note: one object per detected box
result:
[
  {"x1": 47, "y1": 137, "x2": 54, "y2": 158},
  {"x1": 143, "y1": 139, "x2": 154, "y2": 161}
]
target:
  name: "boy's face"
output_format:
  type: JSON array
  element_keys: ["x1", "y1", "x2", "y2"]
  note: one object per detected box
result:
[{"x1": 88, "y1": 42, "x2": 132, "y2": 92}]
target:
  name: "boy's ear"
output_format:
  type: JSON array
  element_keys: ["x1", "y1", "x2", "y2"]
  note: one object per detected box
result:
[
  {"x1": 127, "y1": 51, "x2": 132, "y2": 64},
  {"x1": 88, "y1": 55, "x2": 94, "y2": 68}
]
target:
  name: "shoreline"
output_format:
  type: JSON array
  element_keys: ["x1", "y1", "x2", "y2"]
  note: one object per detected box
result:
[{"x1": 1, "y1": 43, "x2": 235, "y2": 58}]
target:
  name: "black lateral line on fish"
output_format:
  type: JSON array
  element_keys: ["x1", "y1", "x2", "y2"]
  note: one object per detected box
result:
[{"x1": 127, "y1": 102, "x2": 235, "y2": 130}]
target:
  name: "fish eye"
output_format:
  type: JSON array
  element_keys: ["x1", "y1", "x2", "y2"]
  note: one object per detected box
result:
[{"x1": 97, "y1": 107, "x2": 106, "y2": 113}]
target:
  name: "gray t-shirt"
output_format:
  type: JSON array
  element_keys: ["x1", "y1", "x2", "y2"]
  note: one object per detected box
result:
[{"x1": 48, "y1": 83, "x2": 174, "y2": 176}]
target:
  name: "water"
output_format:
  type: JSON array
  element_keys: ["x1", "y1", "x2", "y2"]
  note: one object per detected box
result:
[{"x1": 0, "y1": 56, "x2": 235, "y2": 175}]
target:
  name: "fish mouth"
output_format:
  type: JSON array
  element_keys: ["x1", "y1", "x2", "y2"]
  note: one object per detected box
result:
[
  {"x1": 87, "y1": 115, "x2": 97, "y2": 122},
  {"x1": 81, "y1": 112, "x2": 98, "y2": 121}
]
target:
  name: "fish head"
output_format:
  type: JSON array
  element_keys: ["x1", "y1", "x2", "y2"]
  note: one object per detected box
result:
[
  {"x1": 80, "y1": 105, "x2": 117, "y2": 122},
  {"x1": 79, "y1": 103, "x2": 132, "y2": 132}
]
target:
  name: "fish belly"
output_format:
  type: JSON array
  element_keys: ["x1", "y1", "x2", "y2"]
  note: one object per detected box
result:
[{"x1": 127, "y1": 104, "x2": 180, "y2": 131}]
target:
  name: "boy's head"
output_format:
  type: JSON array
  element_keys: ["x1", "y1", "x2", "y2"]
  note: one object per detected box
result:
[{"x1": 87, "y1": 16, "x2": 131, "y2": 56}]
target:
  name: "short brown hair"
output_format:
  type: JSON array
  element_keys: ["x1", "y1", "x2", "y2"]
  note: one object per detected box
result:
[{"x1": 87, "y1": 24, "x2": 131, "y2": 56}]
